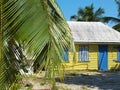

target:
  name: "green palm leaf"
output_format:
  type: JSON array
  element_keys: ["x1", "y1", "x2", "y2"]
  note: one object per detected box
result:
[
  {"x1": 0, "y1": 0, "x2": 74, "y2": 89},
  {"x1": 113, "y1": 23, "x2": 120, "y2": 31}
]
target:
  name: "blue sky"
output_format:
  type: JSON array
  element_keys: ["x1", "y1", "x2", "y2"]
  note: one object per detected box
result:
[{"x1": 56, "y1": 0, "x2": 118, "y2": 26}]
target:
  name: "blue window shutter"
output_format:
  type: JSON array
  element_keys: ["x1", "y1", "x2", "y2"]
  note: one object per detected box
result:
[
  {"x1": 118, "y1": 47, "x2": 120, "y2": 61},
  {"x1": 63, "y1": 48, "x2": 69, "y2": 62}
]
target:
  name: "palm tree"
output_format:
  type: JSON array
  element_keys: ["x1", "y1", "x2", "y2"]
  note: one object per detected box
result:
[
  {"x1": 0, "y1": 0, "x2": 74, "y2": 89},
  {"x1": 116, "y1": 0, "x2": 120, "y2": 16},
  {"x1": 70, "y1": 4, "x2": 105, "y2": 22},
  {"x1": 112, "y1": 0, "x2": 120, "y2": 31},
  {"x1": 103, "y1": 0, "x2": 120, "y2": 31}
]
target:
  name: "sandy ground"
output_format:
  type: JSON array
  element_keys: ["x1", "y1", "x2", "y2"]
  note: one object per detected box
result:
[{"x1": 20, "y1": 71, "x2": 120, "y2": 90}]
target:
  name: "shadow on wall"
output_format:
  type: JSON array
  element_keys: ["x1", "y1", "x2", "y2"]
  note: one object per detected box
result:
[{"x1": 110, "y1": 63, "x2": 120, "y2": 71}]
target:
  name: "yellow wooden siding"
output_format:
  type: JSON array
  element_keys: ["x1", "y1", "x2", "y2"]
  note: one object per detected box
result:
[
  {"x1": 63, "y1": 44, "x2": 98, "y2": 70},
  {"x1": 63, "y1": 44, "x2": 120, "y2": 70},
  {"x1": 108, "y1": 45, "x2": 120, "y2": 70},
  {"x1": 88, "y1": 45, "x2": 98, "y2": 70}
]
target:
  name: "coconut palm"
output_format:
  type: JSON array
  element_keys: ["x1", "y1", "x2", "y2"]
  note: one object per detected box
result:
[
  {"x1": 116, "y1": 0, "x2": 120, "y2": 16},
  {"x1": 112, "y1": 0, "x2": 120, "y2": 31},
  {"x1": 0, "y1": 0, "x2": 73, "y2": 89},
  {"x1": 103, "y1": 0, "x2": 120, "y2": 31},
  {"x1": 70, "y1": 4, "x2": 105, "y2": 22}
]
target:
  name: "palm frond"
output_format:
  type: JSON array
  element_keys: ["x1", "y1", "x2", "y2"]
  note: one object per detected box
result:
[
  {"x1": 94, "y1": 8, "x2": 104, "y2": 17},
  {"x1": 113, "y1": 23, "x2": 120, "y2": 31},
  {"x1": 0, "y1": 0, "x2": 74, "y2": 88},
  {"x1": 102, "y1": 16, "x2": 120, "y2": 23},
  {"x1": 77, "y1": 8, "x2": 84, "y2": 16}
]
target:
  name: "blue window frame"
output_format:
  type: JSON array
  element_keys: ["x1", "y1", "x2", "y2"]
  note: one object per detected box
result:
[
  {"x1": 63, "y1": 48, "x2": 69, "y2": 62},
  {"x1": 79, "y1": 46, "x2": 89, "y2": 62}
]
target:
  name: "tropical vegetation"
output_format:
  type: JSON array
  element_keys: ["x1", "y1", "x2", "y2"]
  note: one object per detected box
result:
[
  {"x1": 70, "y1": 4, "x2": 105, "y2": 22},
  {"x1": 113, "y1": 0, "x2": 120, "y2": 32},
  {"x1": 70, "y1": 1, "x2": 120, "y2": 31},
  {"x1": 0, "y1": 0, "x2": 74, "y2": 89},
  {"x1": 102, "y1": 0, "x2": 120, "y2": 31}
]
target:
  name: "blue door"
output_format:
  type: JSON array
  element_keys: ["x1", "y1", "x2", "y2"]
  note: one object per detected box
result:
[{"x1": 98, "y1": 45, "x2": 108, "y2": 71}]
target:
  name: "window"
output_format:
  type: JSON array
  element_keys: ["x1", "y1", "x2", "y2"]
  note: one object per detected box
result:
[
  {"x1": 79, "y1": 46, "x2": 89, "y2": 62},
  {"x1": 63, "y1": 48, "x2": 69, "y2": 62},
  {"x1": 117, "y1": 47, "x2": 120, "y2": 62}
]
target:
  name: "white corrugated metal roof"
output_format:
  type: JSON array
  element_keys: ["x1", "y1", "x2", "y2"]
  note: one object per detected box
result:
[{"x1": 68, "y1": 21, "x2": 120, "y2": 44}]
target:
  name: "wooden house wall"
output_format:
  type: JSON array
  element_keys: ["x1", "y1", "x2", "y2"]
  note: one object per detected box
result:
[
  {"x1": 108, "y1": 45, "x2": 120, "y2": 70},
  {"x1": 63, "y1": 44, "x2": 120, "y2": 70}
]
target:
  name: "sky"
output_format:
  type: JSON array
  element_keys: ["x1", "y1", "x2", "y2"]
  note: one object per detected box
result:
[{"x1": 56, "y1": 0, "x2": 118, "y2": 26}]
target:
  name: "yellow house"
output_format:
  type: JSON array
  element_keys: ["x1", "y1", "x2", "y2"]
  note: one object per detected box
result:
[{"x1": 63, "y1": 21, "x2": 120, "y2": 71}]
